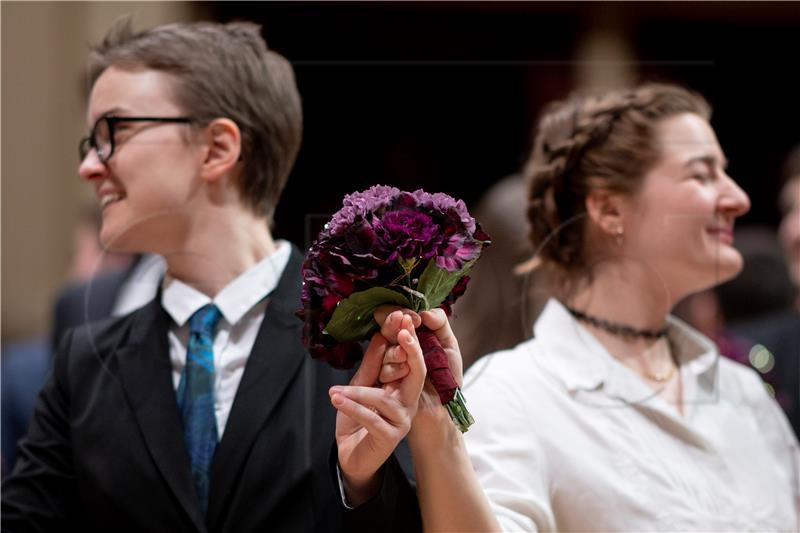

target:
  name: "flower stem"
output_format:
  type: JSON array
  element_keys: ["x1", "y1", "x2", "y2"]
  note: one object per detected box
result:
[{"x1": 445, "y1": 389, "x2": 474, "y2": 433}]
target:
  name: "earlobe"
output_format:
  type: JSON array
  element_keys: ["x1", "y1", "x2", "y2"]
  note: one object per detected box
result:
[{"x1": 201, "y1": 118, "x2": 241, "y2": 182}]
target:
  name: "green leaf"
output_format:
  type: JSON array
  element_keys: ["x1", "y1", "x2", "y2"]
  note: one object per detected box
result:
[
  {"x1": 398, "y1": 257, "x2": 419, "y2": 274},
  {"x1": 416, "y1": 258, "x2": 477, "y2": 311},
  {"x1": 323, "y1": 287, "x2": 411, "y2": 342}
]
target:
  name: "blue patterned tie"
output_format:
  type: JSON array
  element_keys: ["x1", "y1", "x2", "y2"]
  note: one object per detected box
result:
[{"x1": 177, "y1": 303, "x2": 222, "y2": 516}]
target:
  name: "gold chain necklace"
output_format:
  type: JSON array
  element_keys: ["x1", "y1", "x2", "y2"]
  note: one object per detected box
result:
[
  {"x1": 643, "y1": 364, "x2": 676, "y2": 382},
  {"x1": 642, "y1": 338, "x2": 678, "y2": 382}
]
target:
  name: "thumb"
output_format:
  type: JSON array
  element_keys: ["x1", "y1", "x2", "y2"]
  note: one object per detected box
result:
[
  {"x1": 350, "y1": 333, "x2": 387, "y2": 387},
  {"x1": 395, "y1": 316, "x2": 426, "y2": 407},
  {"x1": 420, "y1": 308, "x2": 459, "y2": 352}
]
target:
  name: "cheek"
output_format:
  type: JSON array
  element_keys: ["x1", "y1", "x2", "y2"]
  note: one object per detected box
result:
[
  {"x1": 645, "y1": 188, "x2": 716, "y2": 243},
  {"x1": 630, "y1": 202, "x2": 706, "y2": 253},
  {"x1": 628, "y1": 200, "x2": 732, "y2": 284},
  {"x1": 125, "y1": 164, "x2": 193, "y2": 213}
]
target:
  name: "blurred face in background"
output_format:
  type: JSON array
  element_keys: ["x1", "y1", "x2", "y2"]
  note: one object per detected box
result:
[
  {"x1": 779, "y1": 176, "x2": 800, "y2": 288},
  {"x1": 620, "y1": 113, "x2": 751, "y2": 302}
]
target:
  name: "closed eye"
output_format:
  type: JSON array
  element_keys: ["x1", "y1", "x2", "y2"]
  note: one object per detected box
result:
[
  {"x1": 684, "y1": 155, "x2": 725, "y2": 182},
  {"x1": 692, "y1": 172, "x2": 713, "y2": 183}
]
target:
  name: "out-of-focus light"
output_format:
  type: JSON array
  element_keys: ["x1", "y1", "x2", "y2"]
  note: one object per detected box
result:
[
  {"x1": 764, "y1": 383, "x2": 776, "y2": 398},
  {"x1": 748, "y1": 344, "x2": 775, "y2": 374}
]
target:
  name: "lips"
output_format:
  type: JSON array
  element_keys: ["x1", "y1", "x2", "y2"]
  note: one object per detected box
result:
[
  {"x1": 97, "y1": 187, "x2": 126, "y2": 209},
  {"x1": 707, "y1": 226, "x2": 733, "y2": 245}
]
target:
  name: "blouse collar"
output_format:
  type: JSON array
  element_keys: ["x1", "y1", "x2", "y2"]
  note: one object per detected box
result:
[{"x1": 531, "y1": 298, "x2": 720, "y2": 405}]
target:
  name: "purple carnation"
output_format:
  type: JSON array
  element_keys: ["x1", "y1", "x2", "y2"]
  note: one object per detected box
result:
[
  {"x1": 297, "y1": 185, "x2": 490, "y2": 369},
  {"x1": 328, "y1": 185, "x2": 401, "y2": 235},
  {"x1": 375, "y1": 210, "x2": 443, "y2": 260},
  {"x1": 412, "y1": 189, "x2": 476, "y2": 234}
]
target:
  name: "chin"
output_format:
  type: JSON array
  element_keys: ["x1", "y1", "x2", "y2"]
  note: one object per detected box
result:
[
  {"x1": 710, "y1": 247, "x2": 744, "y2": 286},
  {"x1": 100, "y1": 224, "x2": 151, "y2": 255},
  {"x1": 100, "y1": 211, "x2": 172, "y2": 255},
  {"x1": 677, "y1": 247, "x2": 743, "y2": 296}
]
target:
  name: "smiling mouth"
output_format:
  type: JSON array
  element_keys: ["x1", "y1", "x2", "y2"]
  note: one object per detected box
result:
[
  {"x1": 707, "y1": 227, "x2": 733, "y2": 244},
  {"x1": 100, "y1": 192, "x2": 125, "y2": 208}
]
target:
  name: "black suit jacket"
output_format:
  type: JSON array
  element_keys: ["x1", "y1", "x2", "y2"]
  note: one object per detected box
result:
[
  {"x1": 50, "y1": 261, "x2": 135, "y2": 352},
  {"x1": 2, "y1": 248, "x2": 420, "y2": 532}
]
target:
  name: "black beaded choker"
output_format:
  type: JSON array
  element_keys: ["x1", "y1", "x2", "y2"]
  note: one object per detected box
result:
[{"x1": 565, "y1": 306, "x2": 668, "y2": 340}]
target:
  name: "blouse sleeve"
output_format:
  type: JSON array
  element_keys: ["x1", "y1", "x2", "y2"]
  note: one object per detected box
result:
[
  {"x1": 464, "y1": 355, "x2": 556, "y2": 532},
  {"x1": 745, "y1": 366, "x2": 800, "y2": 520}
]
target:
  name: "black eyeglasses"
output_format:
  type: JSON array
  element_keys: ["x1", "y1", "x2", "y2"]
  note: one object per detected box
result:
[{"x1": 79, "y1": 115, "x2": 194, "y2": 163}]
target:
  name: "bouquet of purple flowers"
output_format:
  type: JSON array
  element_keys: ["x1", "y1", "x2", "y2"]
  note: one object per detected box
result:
[{"x1": 298, "y1": 186, "x2": 490, "y2": 431}]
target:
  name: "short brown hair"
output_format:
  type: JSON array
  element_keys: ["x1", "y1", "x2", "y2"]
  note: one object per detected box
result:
[
  {"x1": 525, "y1": 83, "x2": 710, "y2": 279},
  {"x1": 88, "y1": 18, "x2": 303, "y2": 222}
]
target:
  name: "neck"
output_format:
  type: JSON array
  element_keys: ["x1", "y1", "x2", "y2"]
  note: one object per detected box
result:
[
  {"x1": 162, "y1": 208, "x2": 276, "y2": 297},
  {"x1": 570, "y1": 257, "x2": 676, "y2": 330},
  {"x1": 566, "y1": 259, "x2": 677, "y2": 377}
]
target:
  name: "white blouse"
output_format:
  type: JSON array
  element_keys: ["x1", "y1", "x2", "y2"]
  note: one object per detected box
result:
[{"x1": 463, "y1": 299, "x2": 800, "y2": 532}]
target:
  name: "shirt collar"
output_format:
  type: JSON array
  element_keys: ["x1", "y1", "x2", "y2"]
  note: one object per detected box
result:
[
  {"x1": 532, "y1": 298, "x2": 720, "y2": 394},
  {"x1": 161, "y1": 240, "x2": 292, "y2": 327}
]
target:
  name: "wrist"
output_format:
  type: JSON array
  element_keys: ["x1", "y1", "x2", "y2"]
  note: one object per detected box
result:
[
  {"x1": 408, "y1": 405, "x2": 461, "y2": 450},
  {"x1": 340, "y1": 466, "x2": 384, "y2": 507}
]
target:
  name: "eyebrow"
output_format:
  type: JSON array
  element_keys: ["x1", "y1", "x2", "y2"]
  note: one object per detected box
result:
[
  {"x1": 88, "y1": 106, "x2": 128, "y2": 126},
  {"x1": 683, "y1": 154, "x2": 729, "y2": 170}
]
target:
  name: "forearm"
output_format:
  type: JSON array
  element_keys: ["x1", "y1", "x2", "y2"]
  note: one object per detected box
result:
[{"x1": 408, "y1": 414, "x2": 500, "y2": 533}]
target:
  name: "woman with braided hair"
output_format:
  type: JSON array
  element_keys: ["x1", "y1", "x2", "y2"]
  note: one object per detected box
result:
[
  {"x1": 452, "y1": 83, "x2": 799, "y2": 530},
  {"x1": 332, "y1": 82, "x2": 799, "y2": 531}
]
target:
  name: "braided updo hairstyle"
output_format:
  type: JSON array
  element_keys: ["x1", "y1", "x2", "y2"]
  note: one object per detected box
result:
[{"x1": 525, "y1": 83, "x2": 710, "y2": 280}]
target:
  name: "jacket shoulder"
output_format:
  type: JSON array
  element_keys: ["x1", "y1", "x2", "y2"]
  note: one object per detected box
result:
[{"x1": 58, "y1": 302, "x2": 155, "y2": 361}]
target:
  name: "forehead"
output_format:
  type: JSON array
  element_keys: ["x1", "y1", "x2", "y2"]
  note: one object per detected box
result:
[
  {"x1": 87, "y1": 66, "x2": 182, "y2": 126},
  {"x1": 654, "y1": 113, "x2": 724, "y2": 165}
]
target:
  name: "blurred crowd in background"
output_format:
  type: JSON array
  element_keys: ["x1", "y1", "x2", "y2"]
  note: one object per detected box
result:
[{"x1": 2, "y1": 1, "x2": 798, "y2": 477}]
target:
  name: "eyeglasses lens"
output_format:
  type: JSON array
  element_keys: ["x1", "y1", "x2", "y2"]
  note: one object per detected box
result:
[
  {"x1": 94, "y1": 118, "x2": 111, "y2": 162},
  {"x1": 79, "y1": 117, "x2": 112, "y2": 162}
]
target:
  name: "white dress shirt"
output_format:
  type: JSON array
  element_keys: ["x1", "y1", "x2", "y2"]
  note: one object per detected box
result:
[
  {"x1": 464, "y1": 298, "x2": 800, "y2": 532},
  {"x1": 161, "y1": 241, "x2": 291, "y2": 438},
  {"x1": 111, "y1": 254, "x2": 167, "y2": 316}
]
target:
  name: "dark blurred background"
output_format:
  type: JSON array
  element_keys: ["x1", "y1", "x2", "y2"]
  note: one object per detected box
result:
[
  {"x1": 4, "y1": 1, "x2": 798, "y2": 340},
  {"x1": 207, "y1": 2, "x2": 800, "y2": 247}
]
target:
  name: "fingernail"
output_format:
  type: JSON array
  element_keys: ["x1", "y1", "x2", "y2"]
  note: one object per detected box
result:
[{"x1": 329, "y1": 386, "x2": 342, "y2": 395}]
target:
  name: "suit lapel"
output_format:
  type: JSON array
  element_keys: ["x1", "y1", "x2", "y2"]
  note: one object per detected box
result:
[
  {"x1": 116, "y1": 299, "x2": 206, "y2": 532},
  {"x1": 207, "y1": 248, "x2": 307, "y2": 529}
]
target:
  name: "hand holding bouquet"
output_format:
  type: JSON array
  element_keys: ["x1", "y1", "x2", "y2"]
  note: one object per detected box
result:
[{"x1": 298, "y1": 186, "x2": 490, "y2": 431}]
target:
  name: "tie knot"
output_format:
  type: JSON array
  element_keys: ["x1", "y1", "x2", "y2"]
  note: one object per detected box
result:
[{"x1": 188, "y1": 304, "x2": 222, "y2": 337}]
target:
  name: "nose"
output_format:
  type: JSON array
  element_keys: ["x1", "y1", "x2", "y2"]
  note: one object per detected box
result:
[
  {"x1": 78, "y1": 149, "x2": 107, "y2": 183},
  {"x1": 718, "y1": 172, "x2": 751, "y2": 219}
]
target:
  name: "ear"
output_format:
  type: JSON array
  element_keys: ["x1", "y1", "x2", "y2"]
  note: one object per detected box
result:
[
  {"x1": 199, "y1": 118, "x2": 241, "y2": 182},
  {"x1": 585, "y1": 189, "x2": 625, "y2": 236}
]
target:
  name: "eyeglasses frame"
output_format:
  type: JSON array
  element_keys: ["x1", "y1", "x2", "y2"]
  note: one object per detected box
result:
[{"x1": 79, "y1": 115, "x2": 195, "y2": 163}]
